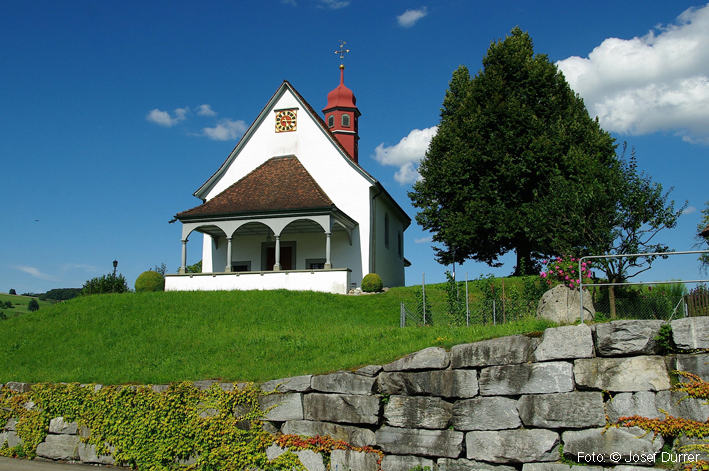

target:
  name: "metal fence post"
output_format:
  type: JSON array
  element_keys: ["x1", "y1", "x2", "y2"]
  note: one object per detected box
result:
[
  {"x1": 400, "y1": 302, "x2": 405, "y2": 328},
  {"x1": 422, "y1": 273, "x2": 426, "y2": 325},
  {"x1": 493, "y1": 300, "x2": 496, "y2": 325},
  {"x1": 465, "y1": 272, "x2": 469, "y2": 327}
]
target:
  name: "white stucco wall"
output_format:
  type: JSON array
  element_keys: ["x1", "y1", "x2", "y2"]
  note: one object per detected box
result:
[{"x1": 373, "y1": 197, "x2": 406, "y2": 287}]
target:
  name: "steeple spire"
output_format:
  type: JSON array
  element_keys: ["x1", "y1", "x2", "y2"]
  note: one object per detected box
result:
[{"x1": 324, "y1": 41, "x2": 360, "y2": 163}]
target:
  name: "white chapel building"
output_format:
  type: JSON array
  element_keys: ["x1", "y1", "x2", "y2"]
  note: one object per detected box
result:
[{"x1": 165, "y1": 66, "x2": 411, "y2": 294}]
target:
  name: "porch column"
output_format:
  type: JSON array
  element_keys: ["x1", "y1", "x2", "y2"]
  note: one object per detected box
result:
[
  {"x1": 273, "y1": 235, "x2": 281, "y2": 271},
  {"x1": 224, "y1": 237, "x2": 233, "y2": 273},
  {"x1": 324, "y1": 231, "x2": 332, "y2": 269},
  {"x1": 179, "y1": 239, "x2": 187, "y2": 274}
]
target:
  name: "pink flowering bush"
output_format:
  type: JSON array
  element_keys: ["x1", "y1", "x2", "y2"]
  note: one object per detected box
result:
[{"x1": 540, "y1": 255, "x2": 593, "y2": 289}]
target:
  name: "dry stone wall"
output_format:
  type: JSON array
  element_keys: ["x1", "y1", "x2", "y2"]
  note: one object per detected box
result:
[{"x1": 3, "y1": 317, "x2": 709, "y2": 471}]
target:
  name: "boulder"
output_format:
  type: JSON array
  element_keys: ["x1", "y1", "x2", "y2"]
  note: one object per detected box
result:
[
  {"x1": 266, "y1": 444, "x2": 325, "y2": 471},
  {"x1": 439, "y1": 458, "x2": 517, "y2": 471},
  {"x1": 379, "y1": 370, "x2": 478, "y2": 398},
  {"x1": 451, "y1": 335, "x2": 538, "y2": 368},
  {"x1": 533, "y1": 324, "x2": 594, "y2": 362},
  {"x1": 3, "y1": 431, "x2": 21, "y2": 448},
  {"x1": 383, "y1": 346, "x2": 450, "y2": 371},
  {"x1": 259, "y1": 393, "x2": 304, "y2": 421},
  {"x1": 375, "y1": 425, "x2": 464, "y2": 458},
  {"x1": 605, "y1": 392, "x2": 662, "y2": 423},
  {"x1": 562, "y1": 427, "x2": 664, "y2": 465},
  {"x1": 381, "y1": 454, "x2": 437, "y2": 471},
  {"x1": 281, "y1": 420, "x2": 375, "y2": 447},
  {"x1": 78, "y1": 442, "x2": 116, "y2": 465},
  {"x1": 670, "y1": 353, "x2": 709, "y2": 382},
  {"x1": 303, "y1": 393, "x2": 380, "y2": 425},
  {"x1": 311, "y1": 371, "x2": 376, "y2": 395},
  {"x1": 594, "y1": 320, "x2": 664, "y2": 356},
  {"x1": 384, "y1": 395, "x2": 452, "y2": 429},
  {"x1": 261, "y1": 375, "x2": 312, "y2": 393},
  {"x1": 479, "y1": 361, "x2": 574, "y2": 396},
  {"x1": 656, "y1": 390, "x2": 709, "y2": 422},
  {"x1": 517, "y1": 392, "x2": 605, "y2": 428},
  {"x1": 574, "y1": 356, "x2": 670, "y2": 392},
  {"x1": 465, "y1": 429, "x2": 560, "y2": 463},
  {"x1": 48, "y1": 417, "x2": 79, "y2": 435},
  {"x1": 537, "y1": 285, "x2": 594, "y2": 324},
  {"x1": 355, "y1": 365, "x2": 383, "y2": 377},
  {"x1": 36, "y1": 434, "x2": 81, "y2": 460},
  {"x1": 451, "y1": 396, "x2": 521, "y2": 431},
  {"x1": 331, "y1": 449, "x2": 379, "y2": 471},
  {"x1": 672, "y1": 317, "x2": 709, "y2": 350},
  {"x1": 4, "y1": 382, "x2": 32, "y2": 393}
]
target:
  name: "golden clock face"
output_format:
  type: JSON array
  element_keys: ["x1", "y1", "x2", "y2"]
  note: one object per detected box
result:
[{"x1": 275, "y1": 110, "x2": 297, "y2": 132}]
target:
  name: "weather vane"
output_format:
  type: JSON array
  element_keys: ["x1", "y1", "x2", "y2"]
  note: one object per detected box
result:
[{"x1": 335, "y1": 40, "x2": 350, "y2": 64}]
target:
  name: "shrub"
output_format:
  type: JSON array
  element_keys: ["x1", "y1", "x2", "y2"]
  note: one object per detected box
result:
[
  {"x1": 8, "y1": 289, "x2": 16, "y2": 295},
  {"x1": 361, "y1": 273, "x2": 383, "y2": 293},
  {"x1": 80, "y1": 274, "x2": 130, "y2": 296},
  {"x1": 27, "y1": 299, "x2": 39, "y2": 312},
  {"x1": 135, "y1": 270, "x2": 165, "y2": 292}
]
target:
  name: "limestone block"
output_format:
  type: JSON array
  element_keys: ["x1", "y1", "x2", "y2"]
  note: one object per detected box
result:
[
  {"x1": 36, "y1": 434, "x2": 81, "y2": 460},
  {"x1": 451, "y1": 397, "x2": 521, "y2": 431},
  {"x1": 356, "y1": 365, "x2": 383, "y2": 377},
  {"x1": 672, "y1": 317, "x2": 709, "y2": 350},
  {"x1": 675, "y1": 436, "x2": 709, "y2": 462},
  {"x1": 521, "y1": 464, "x2": 572, "y2": 471},
  {"x1": 671, "y1": 353, "x2": 709, "y2": 382},
  {"x1": 384, "y1": 395, "x2": 452, "y2": 429},
  {"x1": 281, "y1": 420, "x2": 376, "y2": 447},
  {"x1": 536, "y1": 285, "x2": 594, "y2": 324},
  {"x1": 517, "y1": 392, "x2": 605, "y2": 428},
  {"x1": 49, "y1": 417, "x2": 79, "y2": 435},
  {"x1": 381, "y1": 454, "x2": 436, "y2": 471},
  {"x1": 451, "y1": 335, "x2": 538, "y2": 368},
  {"x1": 267, "y1": 444, "x2": 325, "y2": 471},
  {"x1": 379, "y1": 370, "x2": 478, "y2": 398},
  {"x1": 562, "y1": 427, "x2": 664, "y2": 464},
  {"x1": 375, "y1": 425, "x2": 464, "y2": 458},
  {"x1": 262, "y1": 375, "x2": 313, "y2": 393},
  {"x1": 532, "y1": 324, "x2": 594, "y2": 362},
  {"x1": 331, "y1": 449, "x2": 379, "y2": 471},
  {"x1": 383, "y1": 346, "x2": 450, "y2": 371},
  {"x1": 259, "y1": 393, "x2": 304, "y2": 421},
  {"x1": 78, "y1": 442, "x2": 116, "y2": 465},
  {"x1": 5, "y1": 382, "x2": 32, "y2": 393},
  {"x1": 439, "y1": 458, "x2": 517, "y2": 471},
  {"x1": 479, "y1": 361, "x2": 574, "y2": 396},
  {"x1": 574, "y1": 356, "x2": 670, "y2": 392},
  {"x1": 311, "y1": 371, "x2": 376, "y2": 395},
  {"x1": 465, "y1": 429, "x2": 560, "y2": 463},
  {"x1": 3, "y1": 431, "x2": 21, "y2": 448},
  {"x1": 606, "y1": 392, "x2": 662, "y2": 423},
  {"x1": 4, "y1": 418, "x2": 17, "y2": 431},
  {"x1": 151, "y1": 384, "x2": 170, "y2": 393},
  {"x1": 657, "y1": 390, "x2": 709, "y2": 422},
  {"x1": 594, "y1": 320, "x2": 664, "y2": 356},
  {"x1": 303, "y1": 393, "x2": 380, "y2": 424}
]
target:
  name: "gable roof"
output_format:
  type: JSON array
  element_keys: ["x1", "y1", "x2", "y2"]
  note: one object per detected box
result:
[{"x1": 176, "y1": 156, "x2": 334, "y2": 219}]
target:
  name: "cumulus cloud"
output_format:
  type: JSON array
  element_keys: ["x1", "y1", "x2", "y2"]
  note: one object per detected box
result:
[
  {"x1": 415, "y1": 236, "x2": 432, "y2": 244},
  {"x1": 197, "y1": 104, "x2": 217, "y2": 117},
  {"x1": 556, "y1": 4, "x2": 709, "y2": 144},
  {"x1": 318, "y1": 0, "x2": 349, "y2": 9},
  {"x1": 373, "y1": 126, "x2": 437, "y2": 185},
  {"x1": 684, "y1": 206, "x2": 697, "y2": 214},
  {"x1": 15, "y1": 266, "x2": 62, "y2": 282},
  {"x1": 203, "y1": 119, "x2": 248, "y2": 141},
  {"x1": 146, "y1": 107, "x2": 188, "y2": 127},
  {"x1": 397, "y1": 7, "x2": 428, "y2": 27}
]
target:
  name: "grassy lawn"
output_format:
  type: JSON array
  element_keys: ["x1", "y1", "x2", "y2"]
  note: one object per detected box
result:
[
  {"x1": 0, "y1": 293, "x2": 52, "y2": 318},
  {"x1": 0, "y1": 284, "x2": 553, "y2": 385}
]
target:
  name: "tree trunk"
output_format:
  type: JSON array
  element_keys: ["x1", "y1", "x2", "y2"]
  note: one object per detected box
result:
[
  {"x1": 609, "y1": 281, "x2": 617, "y2": 320},
  {"x1": 515, "y1": 243, "x2": 532, "y2": 276}
]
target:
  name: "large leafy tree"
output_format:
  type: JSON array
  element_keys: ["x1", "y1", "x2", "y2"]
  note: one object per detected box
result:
[
  {"x1": 410, "y1": 27, "x2": 621, "y2": 275},
  {"x1": 696, "y1": 201, "x2": 709, "y2": 273}
]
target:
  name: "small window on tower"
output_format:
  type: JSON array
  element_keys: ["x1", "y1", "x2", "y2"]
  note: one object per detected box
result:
[
  {"x1": 328, "y1": 115, "x2": 334, "y2": 128},
  {"x1": 342, "y1": 114, "x2": 350, "y2": 127}
]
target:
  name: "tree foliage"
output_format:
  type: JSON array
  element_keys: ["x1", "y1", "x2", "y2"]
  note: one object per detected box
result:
[
  {"x1": 80, "y1": 273, "x2": 130, "y2": 296},
  {"x1": 8, "y1": 289, "x2": 16, "y2": 295},
  {"x1": 409, "y1": 27, "x2": 621, "y2": 275},
  {"x1": 135, "y1": 270, "x2": 165, "y2": 292},
  {"x1": 27, "y1": 299, "x2": 39, "y2": 312},
  {"x1": 695, "y1": 201, "x2": 709, "y2": 274},
  {"x1": 39, "y1": 288, "x2": 82, "y2": 303}
]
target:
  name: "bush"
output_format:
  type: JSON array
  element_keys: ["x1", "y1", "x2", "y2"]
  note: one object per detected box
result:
[
  {"x1": 361, "y1": 273, "x2": 383, "y2": 293},
  {"x1": 80, "y1": 274, "x2": 130, "y2": 296},
  {"x1": 8, "y1": 289, "x2": 16, "y2": 295},
  {"x1": 135, "y1": 270, "x2": 165, "y2": 292},
  {"x1": 27, "y1": 299, "x2": 39, "y2": 312}
]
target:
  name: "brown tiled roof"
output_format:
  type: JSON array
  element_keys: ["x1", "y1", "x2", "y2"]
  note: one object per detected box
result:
[
  {"x1": 176, "y1": 156, "x2": 334, "y2": 219},
  {"x1": 701, "y1": 225, "x2": 709, "y2": 238}
]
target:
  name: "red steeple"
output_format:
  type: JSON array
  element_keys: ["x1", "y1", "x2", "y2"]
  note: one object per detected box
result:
[{"x1": 323, "y1": 64, "x2": 360, "y2": 163}]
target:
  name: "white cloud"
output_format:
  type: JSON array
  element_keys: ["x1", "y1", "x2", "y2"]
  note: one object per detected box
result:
[
  {"x1": 415, "y1": 236, "x2": 432, "y2": 244},
  {"x1": 318, "y1": 0, "x2": 349, "y2": 9},
  {"x1": 203, "y1": 119, "x2": 248, "y2": 141},
  {"x1": 15, "y1": 266, "x2": 62, "y2": 282},
  {"x1": 684, "y1": 206, "x2": 697, "y2": 214},
  {"x1": 146, "y1": 107, "x2": 188, "y2": 127},
  {"x1": 197, "y1": 104, "x2": 217, "y2": 117},
  {"x1": 556, "y1": 4, "x2": 709, "y2": 144},
  {"x1": 282, "y1": 0, "x2": 296, "y2": 5},
  {"x1": 373, "y1": 126, "x2": 437, "y2": 185},
  {"x1": 397, "y1": 7, "x2": 428, "y2": 28}
]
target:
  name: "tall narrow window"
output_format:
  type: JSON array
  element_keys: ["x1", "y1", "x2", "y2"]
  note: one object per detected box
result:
[
  {"x1": 342, "y1": 114, "x2": 350, "y2": 127},
  {"x1": 384, "y1": 213, "x2": 390, "y2": 249},
  {"x1": 328, "y1": 115, "x2": 334, "y2": 128},
  {"x1": 397, "y1": 231, "x2": 402, "y2": 258}
]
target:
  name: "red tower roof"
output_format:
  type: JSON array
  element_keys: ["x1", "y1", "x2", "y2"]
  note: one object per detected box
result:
[{"x1": 324, "y1": 65, "x2": 357, "y2": 110}]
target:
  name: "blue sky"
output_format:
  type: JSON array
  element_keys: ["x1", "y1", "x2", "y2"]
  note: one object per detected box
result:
[{"x1": 1, "y1": 0, "x2": 707, "y2": 294}]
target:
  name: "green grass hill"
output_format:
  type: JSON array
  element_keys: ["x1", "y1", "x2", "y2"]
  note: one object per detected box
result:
[{"x1": 0, "y1": 283, "x2": 552, "y2": 385}]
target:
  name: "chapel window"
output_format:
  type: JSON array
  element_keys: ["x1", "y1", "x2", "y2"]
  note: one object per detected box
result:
[
  {"x1": 342, "y1": 114, "x2": 350, "y2": 127},
  {"x1": 328, "y1": 115, "x2": 334, "y2": 128}
]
